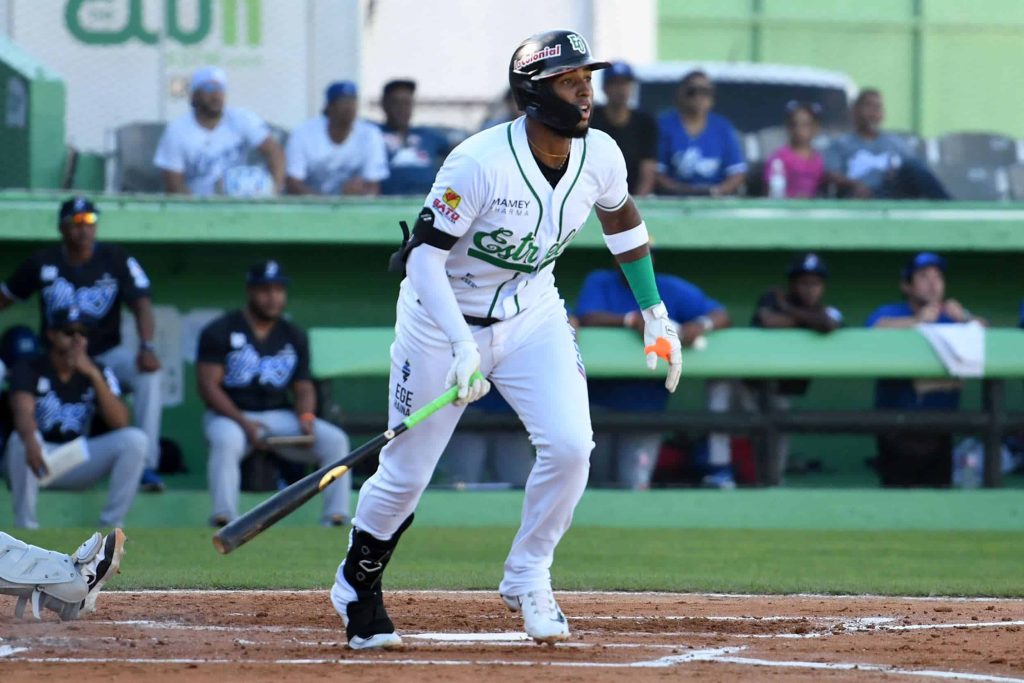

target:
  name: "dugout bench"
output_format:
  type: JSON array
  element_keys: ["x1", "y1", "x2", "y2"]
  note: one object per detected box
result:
[{"x1": 310, "y1": 327, "x2": 1024, "y2": 488}]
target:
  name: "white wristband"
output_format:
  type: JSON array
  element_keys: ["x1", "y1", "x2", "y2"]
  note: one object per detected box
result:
[{"x1": 602, "y1": 222, "x2": 649, "y2": 255}]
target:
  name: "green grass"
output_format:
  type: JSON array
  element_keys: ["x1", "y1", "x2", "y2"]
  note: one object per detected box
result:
[{"x1": 15, "y1": 527, "x2": 1024, "y2": 597}]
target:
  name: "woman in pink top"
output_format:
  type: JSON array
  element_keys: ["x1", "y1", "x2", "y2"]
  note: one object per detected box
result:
[{"x1": 763, "y1": 102, "x2": 825, "y2": 198}]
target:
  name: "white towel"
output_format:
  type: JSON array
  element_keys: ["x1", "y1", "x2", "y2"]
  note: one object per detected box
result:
[
  {"x1": 39, "y1": 437, "x2": 90, "y2": 488},
  {"x1": 917, "y1": 321, "x2": 985, "y2": 378}
]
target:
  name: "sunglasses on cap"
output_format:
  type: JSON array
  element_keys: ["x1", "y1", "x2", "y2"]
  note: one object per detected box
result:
[
  {"x1": 684, "y1": 85, "x2": 715, "y2": 98},
  {"x1": 57, "y1": 326, "x2": 89, "y2": 338},
  {"x1": 64, "y1": 212, "x2": 98, "y2": 225}
]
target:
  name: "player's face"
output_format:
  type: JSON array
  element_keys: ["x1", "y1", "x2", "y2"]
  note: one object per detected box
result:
[
  {"x1": 602, "y1": 76, "x2": 633, "y2": 108},
  {"x1": 383, "y1": 88, "x2": 415, "y2": 130},
  {"x1": 787, "y1": 108, "x2": 819, "y2": 147},
  {"x1": 59, "y1": 216, "x2": 97, "y2": 252},
  {"x1": 49, "y1": 324, "x2": 88, "y2": 355},
  {"x1": 548, "y1": 67, "x2": 594, "y2": 137},
  {"x1": 789, "y1": 273, "x2": 825, "y2": 307},
  {"x1": 192, "y1": 87, "x2": 225, "y2": 118},
  {"x1": 904, "y1": 266, "x2": 945, "y2": 305},
  {"x1": 855, "y1": 94, "x2": 884, "y2": 134},
  {"x1": 247, "y1": 283, "x2": 287, "y2": 321},
  {"x1": 327, "y1": 97, "x2": 358, "y2": 126},
  {"x1": 678, "y1": 77, "x2": 714, "y2": 116}
]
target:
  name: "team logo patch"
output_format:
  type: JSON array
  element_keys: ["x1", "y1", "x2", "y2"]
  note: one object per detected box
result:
[
  {"x1": 230, "y1": 332, "x2": 246, "y2": 349},
  {"x1": 401, "y1": 359, "x2": 411, "y2": 383},
  {"x1": 433, "y1": 197, "x2": 461, "y2": 223},
  {"x1": 443, "y1": 188, "x2": 461, "y2": 211}
]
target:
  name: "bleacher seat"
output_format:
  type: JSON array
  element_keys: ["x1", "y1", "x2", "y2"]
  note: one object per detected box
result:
[
  {"x1": 933, "y1": 163, "x2": 1009, "y2": 201},
  {"x1": 1007, "y1": 164, "x2": 1024, "y2": 201},
  {"x1": 935, "y1": 132, "x2": 1018, "y2": 167},
  {"x1": 113, "y1": 122, "x2": 166, "y2": 193},
  {"x1": 743, "y1": 132, "x2": 761, "y2": 163}
]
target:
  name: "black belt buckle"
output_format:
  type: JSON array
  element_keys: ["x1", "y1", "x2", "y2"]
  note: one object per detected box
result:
[{"x1": 464, "y1": 314, "x2": 500, "y2": 327}]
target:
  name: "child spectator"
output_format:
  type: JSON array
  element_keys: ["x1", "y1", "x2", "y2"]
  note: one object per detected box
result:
[{"x1": 763, "y1": 102, "x2": 826, "y2": 199}]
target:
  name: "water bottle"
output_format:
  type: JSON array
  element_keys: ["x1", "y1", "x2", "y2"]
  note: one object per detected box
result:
[{"x1": 768, "y1": 158, "x2": 787, "y2": 199}]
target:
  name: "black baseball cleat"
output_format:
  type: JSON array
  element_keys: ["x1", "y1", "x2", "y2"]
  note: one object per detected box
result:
[
  {"x1": 330, "y1": 514, "x2": 414, "y2": 650},
  {"x1": 76, "y1": 528, "x2": 127, "y2": 616}
]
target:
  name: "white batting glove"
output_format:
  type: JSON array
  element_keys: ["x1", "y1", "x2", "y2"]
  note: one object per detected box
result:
[
  {"x1": 641, "y1": 302, "x2": 683, "y2": 393},
  {"x1": 446, "y1": 340, "x2": 491, "y2": 407}
]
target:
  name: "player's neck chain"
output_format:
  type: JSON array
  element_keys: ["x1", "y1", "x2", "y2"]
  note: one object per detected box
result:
[{"x1": 527, "y1": 138, "x2": 569, "y2": 169}]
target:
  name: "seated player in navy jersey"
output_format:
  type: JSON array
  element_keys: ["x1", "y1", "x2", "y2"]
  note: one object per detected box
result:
[
  {"x1": 195, "y1": 262, "x2": 352, "y2": 527},
  {"x1": 0, "y1": 196, "x2": 165, "y2": 493},
  {"x1": 4, "y1": 307, "x2": 146, "y2": 529}
]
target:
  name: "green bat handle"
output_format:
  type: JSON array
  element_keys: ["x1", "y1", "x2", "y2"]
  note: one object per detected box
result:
[{"x1": 402, "y1": 370, "x2": 484, "y2": 429}]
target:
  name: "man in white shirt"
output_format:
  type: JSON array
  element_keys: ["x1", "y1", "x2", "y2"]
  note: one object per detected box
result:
[
  {"x1": 285, "y1": 81, "x2": 389, "y2": 196},
  {"x1": 153, "y1": 66, "x2": 285, "y2": 197}
]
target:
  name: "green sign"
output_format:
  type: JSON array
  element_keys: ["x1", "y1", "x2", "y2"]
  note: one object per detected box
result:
[{"x1": 65, "y1": 0, "x2": 261, "y2": 46}]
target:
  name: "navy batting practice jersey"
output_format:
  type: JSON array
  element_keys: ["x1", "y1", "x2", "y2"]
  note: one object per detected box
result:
[
  {"x1": 8, "y1": 354, "x2": 121, "y2": 444},
  {"x1": 196, "y1": 310, "x2": 311, "y2": 412},
  {"x1": 2, "y1": 244, "x2": 152, "y2": 355}
]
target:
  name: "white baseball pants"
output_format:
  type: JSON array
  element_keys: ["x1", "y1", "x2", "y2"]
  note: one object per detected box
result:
[
  {"x1": 96, "y1": 343, "x2": 163, "y2": 470},
  {"x1": 345, "y1": 294, "x2": 594, "y2": 597}
]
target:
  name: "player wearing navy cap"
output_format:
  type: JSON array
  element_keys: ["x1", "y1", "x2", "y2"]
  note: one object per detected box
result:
[
  {"x1": 195, "y1": 262, "x2": 352, "y2": 528},
  {"x1": 285, "y1": 81, "x2": 390, "y2": 196}
]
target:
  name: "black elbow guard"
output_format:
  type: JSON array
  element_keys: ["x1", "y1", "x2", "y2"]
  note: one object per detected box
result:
[{"x1": 387, "y1": 207, "x2": 459, "y2": 275}]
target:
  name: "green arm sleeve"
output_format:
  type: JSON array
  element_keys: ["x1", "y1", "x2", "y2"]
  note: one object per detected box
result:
[{"x1": 619, "y1": 253, "x2": 662, "y2": 310}]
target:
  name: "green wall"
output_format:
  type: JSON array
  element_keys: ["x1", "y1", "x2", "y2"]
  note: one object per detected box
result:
[
  {"x1": 657, "y1": 0, "x2": 1024, "y2": 137},
  {"x1": 2, "y1": 241, "x2": 1022, "y2": 488}
]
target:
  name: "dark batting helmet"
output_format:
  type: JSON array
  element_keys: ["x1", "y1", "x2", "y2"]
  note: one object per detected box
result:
[{"x1": 509, "y1": 30, "x2": 610, "y2": 135}]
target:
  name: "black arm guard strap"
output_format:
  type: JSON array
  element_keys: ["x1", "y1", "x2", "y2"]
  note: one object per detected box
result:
[{"x1": 387, "y1": 207, "x2": 459, "y2": 275}]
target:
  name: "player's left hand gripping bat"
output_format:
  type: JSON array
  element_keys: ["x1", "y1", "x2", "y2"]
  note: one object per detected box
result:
[{"x1": 212, "y1": 373, "x2": 481, "y2": 555}]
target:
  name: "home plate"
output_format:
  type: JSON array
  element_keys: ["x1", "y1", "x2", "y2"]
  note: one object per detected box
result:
[{"x1": 406, "y1": 632, "x2": 531, "y2": 642}]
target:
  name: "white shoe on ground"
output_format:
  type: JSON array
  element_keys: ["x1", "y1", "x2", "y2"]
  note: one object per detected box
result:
[{"x1": 501, "y1": 588, "x2": 570, "y2": 644}]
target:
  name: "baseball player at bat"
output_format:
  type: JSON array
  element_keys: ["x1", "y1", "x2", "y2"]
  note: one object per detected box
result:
[{"x1": 330, "y1": 29, "x2": 682, "y2": 650}]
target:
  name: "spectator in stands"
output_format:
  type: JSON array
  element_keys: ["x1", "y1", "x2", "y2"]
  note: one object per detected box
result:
[
  {"x1": 285, "y1": 81, "x2": 390, "y2": 196},
  {"x1": 0, "y1": 197, "x2": 165, "y2": 493},
  {"x1": 655, "y1": 70, "x2": 747, "y2": 197},
  {"x1": 479, "y1": 88, "x2": 521, "y2": 131},
  {"x1": 378, "y1": 79, "x2": 448, "y2": 196},
  {"x1": 154, "y1": 66, "x2": 285, "y2": 197},
  {"x1": 576, "y1": 259, "x2": 730, "y2": 490},
  {"x1": 763, "y1": 102, "x2": 827, "y2": 199},
  {"x1": 826, "y1": 89, "x2": 949, "y2": 200},
  {"x1": 4, "y1": 307, "x2": 147, "y2": 529},
  {"x1": 590, "y1": 61, "x2": 657, "y2": 196},
  {"x1": 196, "y1": 261, "x2": 351, "y2": 528},
  {"x1": 746, "y1": 253, "x2": 843, "y2": 481},
  {"x1": 866, "y1": 252, "x2": 983, "y2": 487}
]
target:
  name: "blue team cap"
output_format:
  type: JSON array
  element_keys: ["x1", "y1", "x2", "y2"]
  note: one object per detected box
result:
[
  {"x1": 48, "y1": 306, "x2": 94, "y2": 330},
  {"x1": 246, "y1": 260, "x2": 291, "y2": 286},
  {"x1": 325, "y1": 81, "x2": 358, "y2": 103},
  {"x1": 604, "y1": 61, "x2": 635, "y2": 81},
  {"x1": 787, "y1": 252, "x2": 829, "y2": 279},
  {"x1": 0, "y1": 325, "x2": 41, "y2": 366},
  {"x1": 901, "y1": 251, "x2": 946, "y2": 282}
]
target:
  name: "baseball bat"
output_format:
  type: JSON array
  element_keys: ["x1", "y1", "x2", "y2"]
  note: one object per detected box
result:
[{"x1": 212, "y1": 373, "x2": 479, "y2": 555}]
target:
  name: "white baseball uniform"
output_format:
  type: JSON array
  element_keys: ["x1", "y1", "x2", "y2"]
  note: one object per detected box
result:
[{"x1": 338, "y1": 116, "x2": 628, "y2": 597}]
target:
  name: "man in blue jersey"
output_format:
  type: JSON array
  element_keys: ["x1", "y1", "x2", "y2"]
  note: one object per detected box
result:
[
  {"x1": 576, "y1": 261, "x2": 729, "y2": 489},
  {"x1": 655, "y1": 71, "x2": 747, "y2": 197}
]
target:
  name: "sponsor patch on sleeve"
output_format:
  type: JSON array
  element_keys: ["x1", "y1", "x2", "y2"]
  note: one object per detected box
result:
[{"x1": 433, "y1": 187, "x2": 462, "y2": 223}]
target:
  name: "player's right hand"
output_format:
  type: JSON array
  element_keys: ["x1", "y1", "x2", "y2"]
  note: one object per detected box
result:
[
  {"x1": 446, "y1": 341, "x2": 491, "y2": 407},
  {"x1": 642, "y1": 302, "x2": 683, "y2": 393}
]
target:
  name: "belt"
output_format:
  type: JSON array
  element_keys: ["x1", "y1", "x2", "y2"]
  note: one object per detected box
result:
[{"x1": 464, "y1": 314, "x2": 501, "y2": 327}]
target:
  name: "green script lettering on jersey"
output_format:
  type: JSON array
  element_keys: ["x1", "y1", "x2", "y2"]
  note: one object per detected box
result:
[{"x1": 468, "y1": 227, "x2": 579, "y2": 273}]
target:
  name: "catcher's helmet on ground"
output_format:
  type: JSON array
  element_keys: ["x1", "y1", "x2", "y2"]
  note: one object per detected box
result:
[{"x1": 509, "y1": 30, "x2": 610, "y2": 135}]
